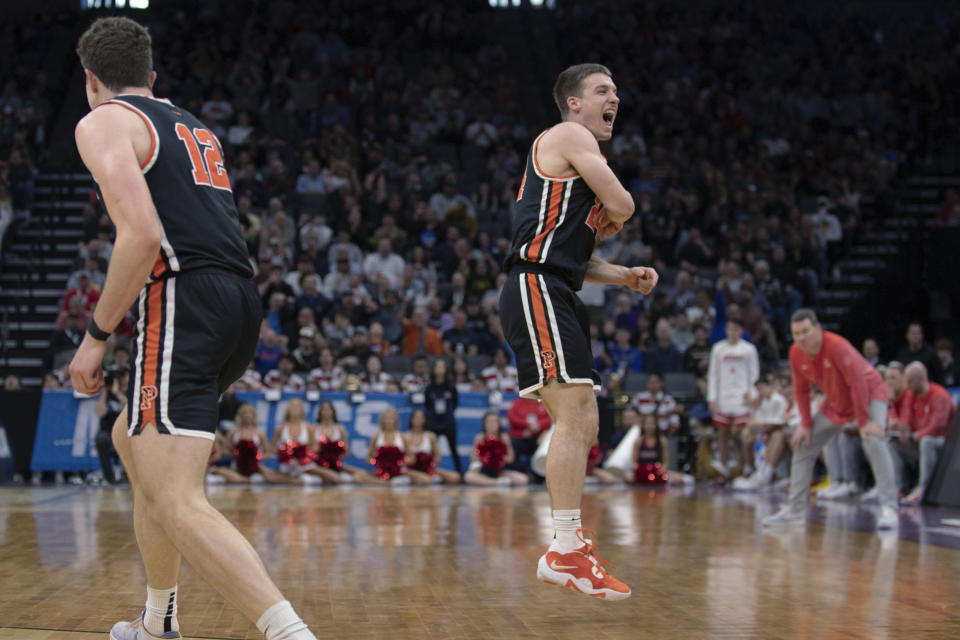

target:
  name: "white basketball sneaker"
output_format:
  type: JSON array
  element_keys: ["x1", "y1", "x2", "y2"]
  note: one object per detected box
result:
[{"x1": 110, "y1": 611, "x2": 181, "y2": 640}]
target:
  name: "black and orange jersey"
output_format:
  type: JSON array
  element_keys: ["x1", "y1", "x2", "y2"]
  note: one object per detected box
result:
[
  {"x1": 505, "y1": 128, "x2": 604, "y2": 290},
  {"x1": 96, "y1": 95, "x2": 252, "y2": 281}
]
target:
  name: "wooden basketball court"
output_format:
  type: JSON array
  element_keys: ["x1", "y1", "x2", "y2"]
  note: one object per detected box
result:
[{"x1": 2, "y1": 485, "x2": 959, "y2": 639}]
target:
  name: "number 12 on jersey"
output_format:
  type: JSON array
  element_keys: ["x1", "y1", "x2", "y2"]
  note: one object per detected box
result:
[{"x1": 174, "y1": 123, "x2": 232, "y2": 192}]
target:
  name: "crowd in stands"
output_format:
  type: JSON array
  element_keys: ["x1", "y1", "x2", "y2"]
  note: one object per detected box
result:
[
  {"x1": 0, "y1": 18, "x2": 47, "y2": 250},
  {"x1": 40, "y1": 1, "x2": 960, "y2": 392},
  {"x1": 5, "y1": 2, "x2": 957, "y2": 489}
]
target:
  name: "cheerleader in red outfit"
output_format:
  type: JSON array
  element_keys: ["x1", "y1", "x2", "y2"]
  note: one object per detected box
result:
[
  {"x1": 465, "y1": 411, "x2": 529, "y2": 486},
  {"x1": 406, "y1": 408, "x2": 463, "y2": 484},
  {"x1": 305, "y1": 401, "x2": 377, "y2": 485},
  {"x1": 626, "y1": 413, "x2": 670, "y2": 485},
  {"x1": 363, "y1": 408, "x2": 431, "y2": 485},
  {"x1": 585, "y1": 437, "x2": 618, "y2": 485},
  {"x1": 209, "y1": 404, "x2": 296, "y2": 484},
  {"x1": 271, "y1": 398, "x2": 316, "y2": 476}
]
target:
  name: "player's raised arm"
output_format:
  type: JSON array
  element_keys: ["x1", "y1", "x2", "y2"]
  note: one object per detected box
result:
[
  {"x1": 75, "y1": 105, "x2": 162, "y2": 333},
  {"x1": 550, "y1": 122, "x2": 634, "y2": 224}
]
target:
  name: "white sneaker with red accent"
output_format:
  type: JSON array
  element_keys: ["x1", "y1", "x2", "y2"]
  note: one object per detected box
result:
[
  {"x1": 536, "y1": 529, "x2": 631, "y2": 601},
  {"x1": 110, "y1": 611, "x2": 182, "y2": 640}
]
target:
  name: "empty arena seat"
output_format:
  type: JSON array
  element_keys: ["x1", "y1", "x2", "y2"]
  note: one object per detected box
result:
[
  {"x1": 622, "y1": 372, "x2": 648, "y2": 395},
  {"x1": 382, "y1": 355, "x2": 413, "y2": 377},
  {"x1": 467, "y1": 354, "x2": 491, "y2": 375},
  {"x1": 663, "y1": 372, "x2": 699, "y2": 402}
]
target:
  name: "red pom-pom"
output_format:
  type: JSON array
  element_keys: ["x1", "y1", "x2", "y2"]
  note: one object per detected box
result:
[
  {"x1": 316, "y1": 436, "x2": 346, "y2": 471},
  {"x1": 233, "y1": 439, "x2": 261, "y2": 476},
  {"x1": 477, "y1": 436, "x2": 507, "y2": 471},
  {"x1": 412, "y1": 451, "x2": 437, "y2": 475},
  {"x1": 373, "y1": 445, "x2": 405, "y2": 479},
  {"x1": 635, "y1": 462, "x2": 668, "y2": 485},
  {"x1": 585, "y1": 444, "x2": 603, "y2": 474}
]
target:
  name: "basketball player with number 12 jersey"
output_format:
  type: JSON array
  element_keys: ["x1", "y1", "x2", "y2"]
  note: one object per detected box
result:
[
  {"x1": 68, "y1": 17, "x2": 316, "y2": 640},
  {"x1": 499, "y1": 63, "x2": 658, "y2": 600}
]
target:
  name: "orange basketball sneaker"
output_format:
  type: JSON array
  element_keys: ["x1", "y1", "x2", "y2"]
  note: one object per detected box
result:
[{"x1": 536, "y1": 528, "x2": 631, "y2": 600}]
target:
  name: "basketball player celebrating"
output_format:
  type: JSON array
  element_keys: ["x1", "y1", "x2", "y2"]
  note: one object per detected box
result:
[
  {"x1": 500, "y1": 63, "x2": 658, "y2": 600},
  {"x1": 764, "y1": 309, "x2": 899, "y2": 530},
  {"x1": 68, "y1": 18, "x2": 316, "y2": 640}
]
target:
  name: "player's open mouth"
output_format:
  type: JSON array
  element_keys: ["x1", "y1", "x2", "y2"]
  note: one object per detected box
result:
[{"x1": 602, "y1": 110, "x2": 616, "y2": 125}]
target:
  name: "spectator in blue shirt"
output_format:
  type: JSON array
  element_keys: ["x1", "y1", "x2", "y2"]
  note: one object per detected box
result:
[
  {"x1": 645, "y1": 319, "x2": 684, "y2": 374},
  {"x1": 609, "y1": 327, "x2": 644, "y2": 374}
]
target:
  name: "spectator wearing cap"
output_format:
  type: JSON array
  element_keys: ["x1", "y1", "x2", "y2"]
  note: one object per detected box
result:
[
  {"x1": 264, "y1": 354, "x2": 306, "y2": 391},
  {"x1": 403, "y1": 306, "x2": 444, "y2": 356},
  {"x1": 644, "y1": 319, "x2": 684, "y2": 375},
  {"x1": 363, "y1": 237, "x2": 405, "y2": 289},
  {"x1": 292, "y1": 327, "x2": 321, "y2": 372},
  {"x1": 896, "y1": 322, "x2": 942, "y2": 384}
]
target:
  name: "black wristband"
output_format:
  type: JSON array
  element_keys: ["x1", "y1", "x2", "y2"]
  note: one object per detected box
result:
[{"x1": 87, "y1": 316, "x2": 112, "y2": 342}]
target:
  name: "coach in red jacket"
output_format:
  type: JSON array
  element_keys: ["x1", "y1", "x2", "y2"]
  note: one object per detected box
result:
[{"x1": 764, "y1": 309, "x2": 899, "y2": 530}]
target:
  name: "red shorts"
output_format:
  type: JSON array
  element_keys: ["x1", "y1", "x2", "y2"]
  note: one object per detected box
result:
[{"x1": 713, "y1": 412, "x2": 750, "y2": 428}]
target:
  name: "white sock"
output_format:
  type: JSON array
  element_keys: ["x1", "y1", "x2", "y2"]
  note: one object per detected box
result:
[
  {"x1": 144, "y1": 585, "x2": 178, "y2": 635},
  {"x1": 551, "y1": 509, "x2": 582, "y2": 553},
  {"x1": 256, "y1": 600, "x2": 316, "y2": 640}
]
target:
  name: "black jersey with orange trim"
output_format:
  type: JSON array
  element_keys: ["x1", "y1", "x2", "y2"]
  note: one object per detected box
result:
[
  {"x1": 96, "y1": 95, "x2": 252, "y2": 281},
  {"x1": 505, "y1": 128, "x2": 603, "y2": 290}
]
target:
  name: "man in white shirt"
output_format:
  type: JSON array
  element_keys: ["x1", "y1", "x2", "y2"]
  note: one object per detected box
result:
[
  {"x1": 707, "y1": 316, "x2": 759, "y2": 476},
  {"x1": 362, "y1": 238, "x2": 406, "y2": 289},
  {"x1": 733, "y1": 373, "x2": 788, "y2": 490}
]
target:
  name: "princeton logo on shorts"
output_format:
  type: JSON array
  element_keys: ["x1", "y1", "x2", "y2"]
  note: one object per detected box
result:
[
  {"x1": 540, "y1": 349, "x2": 556, "y2": 370},
  {"x1": 139, "y1": 385, "x2": 158, "y2": 411}
]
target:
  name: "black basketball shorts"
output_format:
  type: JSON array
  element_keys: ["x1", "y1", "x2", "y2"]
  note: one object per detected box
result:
[
  {"x1": 126, "y1": 270, "x2": 262, "y2": 439},
  {"x1": 499, "y1": 267, "x2": 601, "y2": 399}
]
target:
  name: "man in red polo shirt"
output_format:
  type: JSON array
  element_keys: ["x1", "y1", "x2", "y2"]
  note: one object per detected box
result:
[
  {"x1": 885, "y1": 361, "x2": 916, "y2": 496},
  {"x1": 764, "y1": 309, "x2": 899, "y2": 530},
  {"x1": 900, "y1": 361, "x2": 956, "y2": 504}
]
